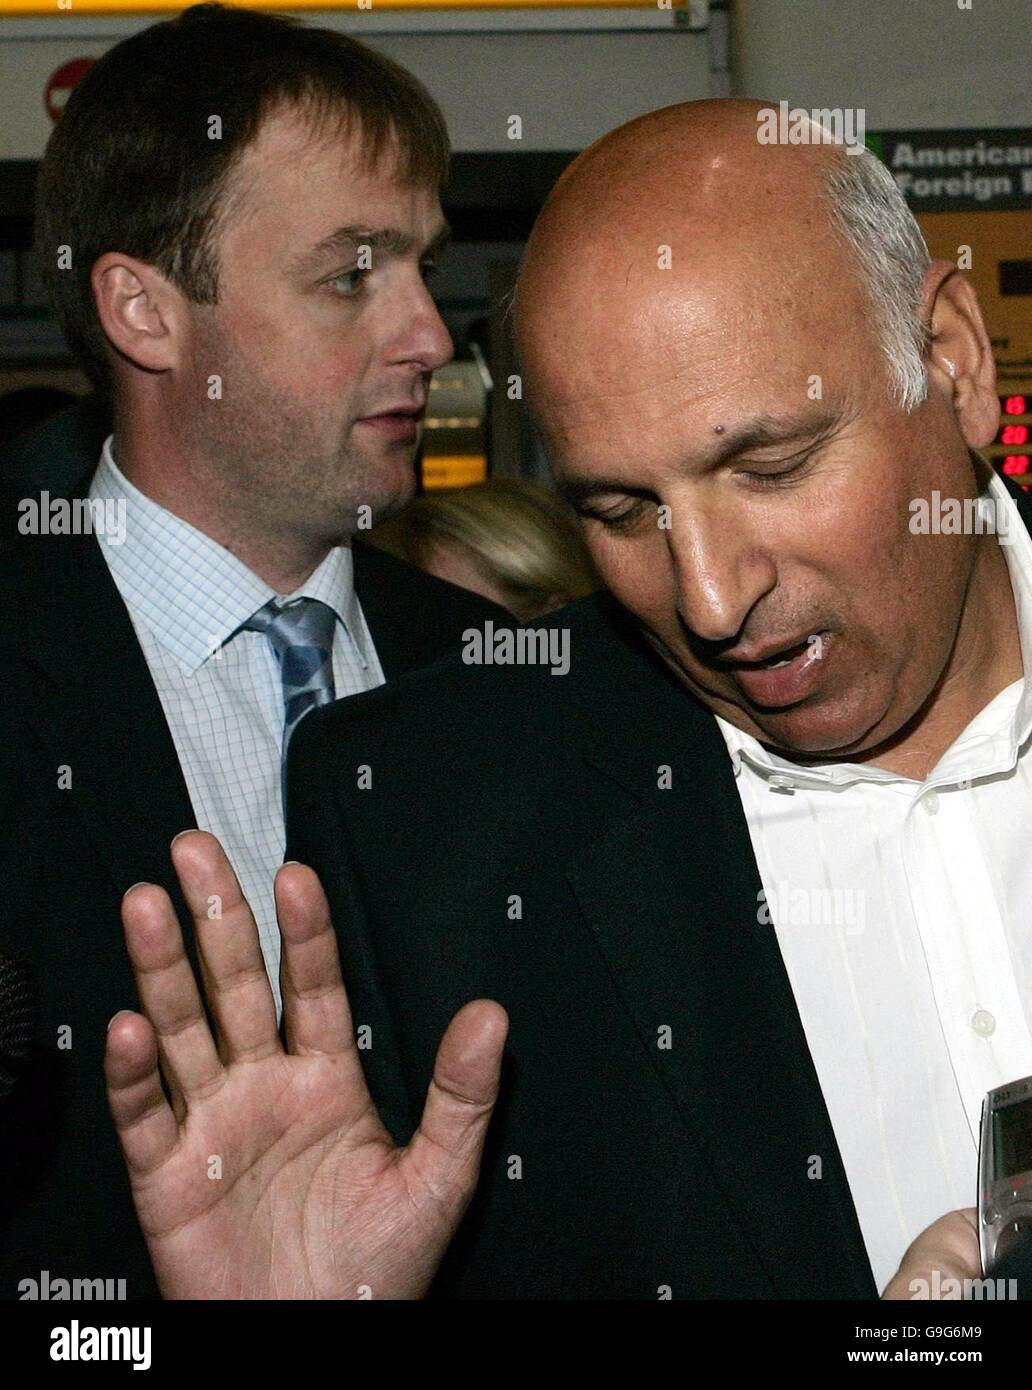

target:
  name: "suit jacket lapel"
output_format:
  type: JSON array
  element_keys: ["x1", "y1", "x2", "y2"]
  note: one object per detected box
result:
[
  {"x1": 11, "y1": 499, "x2": 197, "y2": 906},
  {"x1": 565, "y1": 648, "x2": 876, "y2": 1298}
]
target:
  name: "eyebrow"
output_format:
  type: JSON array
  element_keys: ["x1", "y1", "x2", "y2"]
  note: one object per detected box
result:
[
  {"x1": 290, "y1": 220, "x2": 452, "y2": 276},
  {"x1": 557, "y1": 406, "x2": 844, "y2": 506}
]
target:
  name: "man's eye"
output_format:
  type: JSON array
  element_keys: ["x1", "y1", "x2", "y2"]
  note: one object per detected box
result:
[
  {"x1": 740, "y1": 456, "x2": 811, "y2": 487},
  {"x1": 328, "y1": 268, "x2": 368, "y2": 297},
  {"x1": 586, "y1": 499, "x2": 648, "y2": 530}
]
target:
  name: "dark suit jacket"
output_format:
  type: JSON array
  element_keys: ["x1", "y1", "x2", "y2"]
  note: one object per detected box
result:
[
  {"x1": 287, "y1": 477, "x2": 1032, "y2": 1300},
  {"x1": 0, "y1": 401, "x2": 507, "y2": 1300}
]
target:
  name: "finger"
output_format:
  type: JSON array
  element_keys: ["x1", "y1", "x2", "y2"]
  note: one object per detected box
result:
[
  {"x1": 171, "y1": 830, "x2": 280, "y2": 1064},
  {"x1": 122, "y1": 880, "x2": 224, "y2": 1104},
  {"x1": 275, "y1": 862, "x2": 361, "y2": 1062},
  {"x1": 105, "y1": 1009, "x2": 181, "y2": 1178},
  {"x1": 402, "y1": 1000, "x2": 508, "y2": 1211}
]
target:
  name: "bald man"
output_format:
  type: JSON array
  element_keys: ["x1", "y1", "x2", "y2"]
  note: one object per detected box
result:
[{"x1": 104, "y1": 100, "x2": 1017, "y2": 1298}]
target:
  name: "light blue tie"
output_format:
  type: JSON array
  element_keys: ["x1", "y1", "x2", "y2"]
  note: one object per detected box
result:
[{"x1": 244, "y1": 597, "x2": 338, "y2": 793}]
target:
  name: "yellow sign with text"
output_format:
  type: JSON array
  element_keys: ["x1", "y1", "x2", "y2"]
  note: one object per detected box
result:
[{"x1": 2, "y1": 0, "x2": 678, "y2": 13}]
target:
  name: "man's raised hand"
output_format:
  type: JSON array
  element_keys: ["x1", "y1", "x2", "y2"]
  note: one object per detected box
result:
[{"x1": 104, "y1": 830, "x2": 507, "y2": 1299}]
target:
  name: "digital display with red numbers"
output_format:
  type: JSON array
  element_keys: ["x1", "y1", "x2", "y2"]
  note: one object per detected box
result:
[{"x1": 994, "y1": 397, "x2": 1032, "y2": 488}]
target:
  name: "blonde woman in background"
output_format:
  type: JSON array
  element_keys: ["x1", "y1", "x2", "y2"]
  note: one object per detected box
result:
[{"x1": 369, "y1": 476, "x2": 599, "y2": 622}]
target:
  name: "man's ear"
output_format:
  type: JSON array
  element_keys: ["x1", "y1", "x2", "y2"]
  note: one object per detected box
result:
[
  {"x1": 90, "y1": 252, "x2": 185, "y2": 377},
  {"x1": 921, "y1": 258, "x2": 1000, "y2": 450}
]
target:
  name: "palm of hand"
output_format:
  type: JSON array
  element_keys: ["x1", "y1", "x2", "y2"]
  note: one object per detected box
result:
[{"x1": 106, "y1": 832, "x2": 506, "y2": 1301}]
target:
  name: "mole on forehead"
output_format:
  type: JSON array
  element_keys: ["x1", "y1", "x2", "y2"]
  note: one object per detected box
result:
[{"x1": 714, "y1": 423, "x2": 725, "y2": 434}]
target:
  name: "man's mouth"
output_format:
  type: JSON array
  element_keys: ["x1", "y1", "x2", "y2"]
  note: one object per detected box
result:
[
  {"x1": 727, "y1": 637, "x2": 814, "y2": 669},
  {"x1": 721, "y1": 631, "x2": 832, "y2": 708},
  {"x1": 356, "y1": 403, "x2": 425, "y2": 442},
  {"x1": 361, "y1": 404, "x2": 426, "y2": 418}
]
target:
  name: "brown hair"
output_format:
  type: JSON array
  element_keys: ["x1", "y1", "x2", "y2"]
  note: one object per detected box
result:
[{"x1": 34, "y1": 2, "x2": 450, "y2": 401}]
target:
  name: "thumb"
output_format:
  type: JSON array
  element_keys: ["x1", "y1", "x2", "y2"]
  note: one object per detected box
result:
[{"x1": 400, "y1": 999, "x2": 508, "y2": 1213}]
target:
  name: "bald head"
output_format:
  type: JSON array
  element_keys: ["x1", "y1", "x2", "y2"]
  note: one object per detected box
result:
[
  {"x1": 523, "y1": 98, "x2": 829, "y2": 260},
  {"x1": 516, "y1": 99, "x2": 908, "y2": 425},
  {"x1": 513, "y1": 98, "x2": 1006, "y2": 776},
  {"x1": 524, "y1": 97, "x2": 849, "y2": 237}
]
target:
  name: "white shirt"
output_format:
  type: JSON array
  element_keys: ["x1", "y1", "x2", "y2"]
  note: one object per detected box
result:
[
  {"x1": 716, "y1": 471, "x2": 1032, "y2": 1293},
  {"x1": 89, "y1": 436, "x2": 385, "y2": 1014}
]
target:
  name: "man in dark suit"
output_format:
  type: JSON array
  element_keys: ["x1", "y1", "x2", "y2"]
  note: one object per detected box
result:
[
  {"x1": 1, "y1": 6, "x2": 507, "y2": 1300},
  {"x1": 99, "y1": 101, "x2": 1016, "y2": 1299}
]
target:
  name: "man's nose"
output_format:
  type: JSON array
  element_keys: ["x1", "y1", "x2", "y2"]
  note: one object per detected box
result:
[
  {"x1": 398, "y1": 281, "x2": 453, "y2": 373},
  {"x1": 668, "y1": 508, "x2": 776, "y2": 645}
]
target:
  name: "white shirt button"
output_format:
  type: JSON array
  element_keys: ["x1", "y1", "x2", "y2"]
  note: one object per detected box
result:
[
  {"x1": 768, "y1": 773, "x2": 795, "y2": 795},
  {"x1": 922, "y1": 790, "x2": 940, "y2": 814},
  {"x1": 971, "y1": 1009, "x2": 997, "y2": 1037}
]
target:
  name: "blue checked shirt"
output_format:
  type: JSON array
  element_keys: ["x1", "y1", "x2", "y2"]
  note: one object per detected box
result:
[{"x1": 89, "y1": 436, "x2": 384, "y2": 1014}]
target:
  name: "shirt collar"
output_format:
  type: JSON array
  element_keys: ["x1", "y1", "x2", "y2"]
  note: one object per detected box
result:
[
  {"x1": 89, "y1": 435, "x2": 368, "y2": 675},
  {"x1": 715, "y1": 464, "x2": 1032, "y2": 792}
]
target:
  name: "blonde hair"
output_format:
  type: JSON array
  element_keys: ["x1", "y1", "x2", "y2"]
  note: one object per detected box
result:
[{"x1": 370, "y1": 477, "x2": 599, "y2": 621}]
